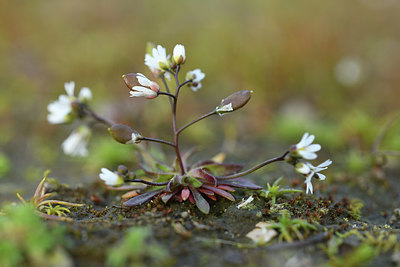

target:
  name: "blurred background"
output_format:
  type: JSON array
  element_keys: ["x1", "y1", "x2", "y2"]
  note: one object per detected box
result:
[{"x1": 1, "y1": 0, "x2": 400, "y2": 200}]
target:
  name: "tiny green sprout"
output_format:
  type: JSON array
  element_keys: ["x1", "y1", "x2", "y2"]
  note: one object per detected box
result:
[
  {"x1": 266, "y1": 212, "x2": 317, "y2": 242},
  {"x1": 260, "y1": 177, "x2": 302, "y2": 205},
  {"x1": 39, "y1": 203, "x2": 72, "y2": 217},
  {"x1": 17, "y1": 170, "x2": 84, "y2": 220}
]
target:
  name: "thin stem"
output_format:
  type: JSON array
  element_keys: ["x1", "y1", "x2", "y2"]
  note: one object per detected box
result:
[
  {"x1": 124, "y1": 179, "x2": 169, "y2": 186},
  {"x1": 177, "y1": 79, "x2": 192, "y2": 90},
  {"x1": 216, "y1": 151, "x2": 289, "y2": 179},
  {"x1": 160, "y1": 75, "x2": 174, "y2": 107},
  {"x1": 178, "y1": 110, "x2": 217, "y2": 134},
  {"x1": 170, "y1": 65, "x2": 186, "y2": 174},
  {"x1": 140, "y1": 137, "x2": 175, "y2": 148},
  {"x1": 158, "y1": 91, "x2": 176, "y2": 100},
  {"x1": 82, "y1": 105, "x2": 113, "y2": 126}
]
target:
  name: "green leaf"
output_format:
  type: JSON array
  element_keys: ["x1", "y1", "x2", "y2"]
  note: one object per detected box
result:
[
  {"x1": 154, "y1": 174, "x2": 175, "y2": 183},
  {"x1": 202, "y1": 163, "x2": 243, "y2": 176},
  {"x1": 155, "y1": 163, "x2": 173, "y2": 173},
  {"x1": 189, "y1": 187, "x2": 210, "y2": 214},
  {"x1": 185, "y1": 176, "x2": 203, "y2": 188}
]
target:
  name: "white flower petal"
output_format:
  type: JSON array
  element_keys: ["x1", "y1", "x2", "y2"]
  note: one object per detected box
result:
[
  {"x1": 64, "y1": 81, "x2": 75, "y2": 96},
  {"x1": 78, "y1": 87, "x2": 92, "y2": 102},
  {"x1": 306, "y1": 144, "x2": 321, "y2": 153},
  {"x1": 61, "y1": 126, "x2": 90, "y2": 157},
  {"x1": 298, "y1": 150, "x2": 317, "y2": 160},
  {"x1": 316, "y1": 173, "x2": 326, "y2": 180},
  {"x1": 99, "y1": 168, "x2": 120, "y2": 186}
]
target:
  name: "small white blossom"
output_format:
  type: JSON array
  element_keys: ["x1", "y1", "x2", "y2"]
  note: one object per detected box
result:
[
  {"x1": 47, "y1": 81, "x2": 92, "y2": 124},
  {"x1": 186, "y1": 69, "x2": 205, "y2": 92},
  {"x1": 307, "y1": 159, "x2": 332, "y2": 180},
  {"x1": 144, "y1": 45, "x2": 170, "y2": 72},
  {"x1": 99, "y1": 168, "x2": 124, "y2": 186},
  {"x1": 300, "y1": 160, "x2": 332, "y2": 194},
  {"x1": 173, "y1": 44, "x2": 186, "y2": 65},
  {"x1": 237, "y1": 195, "x2": 254, "y2": 209},
  {"x1": 129, "y1": 73, "x2": 160, "y2": 99},
  {"x1": 290, "y1": 133, "x2": 321, "y2": 160},
  {"x1": 216, "y1": 103, "x2": 233, "y2": 116},
  {"x1": 47, "y1": 95, "x2": 73, "y2": 124},
  {"x1": 61, "y1": 125, "x2": 91, "y2": 157}
]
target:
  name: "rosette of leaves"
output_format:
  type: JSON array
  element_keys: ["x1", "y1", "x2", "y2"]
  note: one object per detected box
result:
[{"x1": 119, "y1": 147, "x2": 262, "y2": 214}]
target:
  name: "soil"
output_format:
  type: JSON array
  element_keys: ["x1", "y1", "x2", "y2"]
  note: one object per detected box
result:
[{"x1": 40, "y1": 166, "x2": 400, "y2": 267}]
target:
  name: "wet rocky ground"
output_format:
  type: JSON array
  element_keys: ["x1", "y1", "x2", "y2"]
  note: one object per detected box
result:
[{"x1": 33, "y1": 165, "x2": 400, "y2": 267}]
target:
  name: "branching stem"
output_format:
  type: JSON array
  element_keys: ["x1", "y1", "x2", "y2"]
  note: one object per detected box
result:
[
  {"x1": 140, "y1": 137, "x2": 175, "y2": 148},
  {"x1": 178, "y1": 110, "x2": 217, "y2": 135},
  {"x1": 216, "y1": 151, "x2": 289, "y2": 179}
]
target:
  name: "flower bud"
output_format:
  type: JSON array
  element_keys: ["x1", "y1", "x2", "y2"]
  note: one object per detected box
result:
[
  {"x1": 108, "y1": 124, "x2": 142, "y2": 144},
  {"x1": 216, "y1": 90, "x2": 252, "y2": 115},
  {"x1": 117, "y1": 165, "x2": 129, "y2": 175},
  {"x1": 173, "y1": 44, "x2": 186, "y2": 65},
  {"x1": 122, "y1": 73, "x2": 160, "y2": 99}
]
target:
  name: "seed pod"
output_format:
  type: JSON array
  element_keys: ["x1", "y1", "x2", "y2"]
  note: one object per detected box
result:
[
  {"x1": 221, "y1": 90, "x2": 252, "y2": 110},
  {"x1": 108, "y1": 124, "x2": 142, "y2": 144},
  {"x1": 216, "y1": 90, "x2": 252, "y2": 115}
]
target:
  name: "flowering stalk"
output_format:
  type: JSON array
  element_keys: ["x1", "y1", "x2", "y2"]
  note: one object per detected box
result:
[{"x1": 216, "y1": 151, "x2": 289, "y2": 179}]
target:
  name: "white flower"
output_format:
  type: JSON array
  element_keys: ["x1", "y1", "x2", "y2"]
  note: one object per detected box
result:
[
  {"x1": 47, "y1": 95, "x2": 73, "y2": 124},
  {"x1": 300, "y1": 160, "x2": 332, "y2": 194},
  {"x1": 173, "y1": 44, "x2": 186, "y2": 65},
  {"x1": 307, "y1": 159, "x2": 332, "y2": 180},
  {"x1": 144, "y1": 45, "x2": 170, "y2": 72},
  {"x1": 47, "y1": 81, "x2": 92, "y2": 124},
  {"x1": 290, "y1": 133, "x2": 321, "y2": 160},
  {"x1": 237, "y1": 195, "x2": 254, "y2": 209},
  {"x1": 99, "y1": 168, "x2": 124, "y2": 186},
  {"x1": 128, "y1": 73, "x2": 160, "y2": 99},
  {"x1": 186, "y1": 69, "x2": 205, "y2": 92},
  {"x1": 61, "y1": 125, "x2": 91, "y2": 157},
  {"x1": 216, "y1": 103, "x2": 233, "y2": 116}
]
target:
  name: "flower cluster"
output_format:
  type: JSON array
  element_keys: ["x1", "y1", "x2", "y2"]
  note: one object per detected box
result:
[
  {"x1": 286, "y1": 133, "x2": 332, "y2": 194},
  {"x1": 47, "y1": 81, "x2": 92, "y2": 124}
]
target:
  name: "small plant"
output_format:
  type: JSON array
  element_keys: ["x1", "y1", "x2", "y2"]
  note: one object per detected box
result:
[
  {"x1": 17, "y1": 170, "x2": 83, "y2": 220},
  {"x1": 47, "y1": 43, "x2": 332, "y2": 213},
  {"x1": 265, "y1": 212, "x2": 317, "y2": 242},
  {"x1": 259, "y1": 177, "x2": 302, "y2": 205}
]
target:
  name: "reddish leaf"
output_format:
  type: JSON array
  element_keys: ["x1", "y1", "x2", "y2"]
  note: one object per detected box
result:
[
  {"x1": 217, "y1": 185, "x2": 235, "y2": 192},
  {"x1": 197, "y1": 188, "x2": 215, "y2": 195},
  {"x1": 123, "y1": 190, "x2": 162, "y2": 207},
  {"x1": 218, "y1": 178, "x2": 262, "y2": 190},
  {"x1": 201, "y1": 185, "x2": 235, "y2": 201},
  {"x1": 189, "y1": 193, "x2": 195, "y2": 204},
  {"x1": 189, "y1": 187, "x2": 210, "y2": 214},
  {"x1": 205, "y1": 194, "x2": 217, "y2": 201},
  {"x1": 181, "y1": 187, "x2": 190, "y2": 201}
]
